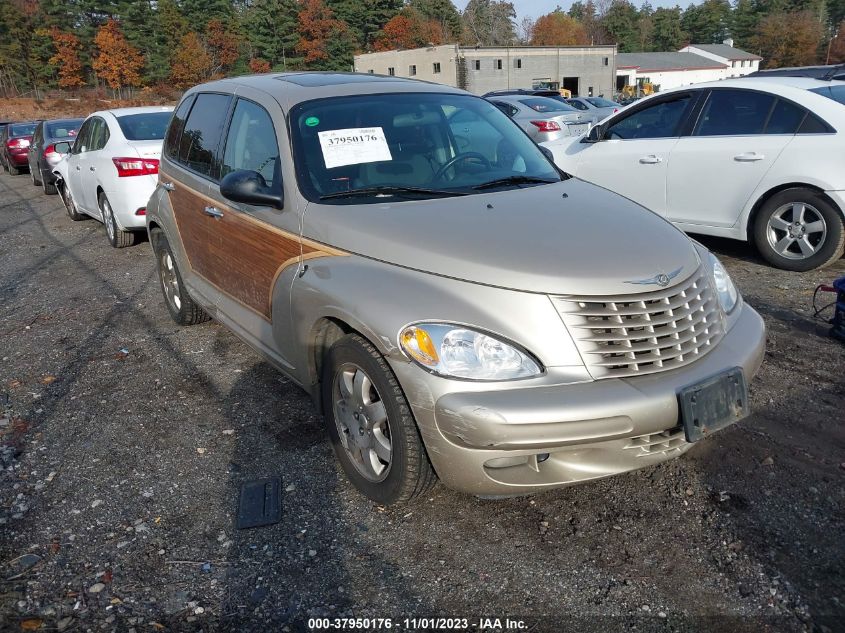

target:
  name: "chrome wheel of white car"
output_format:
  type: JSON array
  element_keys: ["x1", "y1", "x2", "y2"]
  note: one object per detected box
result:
[
  {"x1": 754, "y1": 188, "x2": 845, "y2": 271},
  {"x1": 766, "y1": 202, "x2": 827, "y2": 260},
  {"x1": 332, "y1": 362, "x2": 392, "y2": 482},
  {"x1": 99, "y1": 192, "x2": 137, "y2": 248},
  {"x1": 62, "y1": 184, "x2": 85, "y2": 221}
]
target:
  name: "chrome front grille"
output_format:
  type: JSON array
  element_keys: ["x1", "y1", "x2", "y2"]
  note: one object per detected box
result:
[{"x1": 552, "y1": 268, "x2": 725, "y2": 379}]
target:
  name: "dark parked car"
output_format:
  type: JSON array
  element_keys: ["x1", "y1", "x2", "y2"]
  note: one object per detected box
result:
[
  {"x1": 27, "y1": 118, "x2": 83, "y2": 194},
  {"x1": 1, "y1": 121, "x2": 39, "y2": 175},
  {"x1": 745, "y1": 64, "x2": 845, "y2": 81}
]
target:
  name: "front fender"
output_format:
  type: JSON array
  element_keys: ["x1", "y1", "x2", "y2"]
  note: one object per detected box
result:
[{"x1": 288, "y1": 254, "x2": 584, "y2": 399}]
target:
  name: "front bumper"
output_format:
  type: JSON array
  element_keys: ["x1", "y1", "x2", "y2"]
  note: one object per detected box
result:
[{"x1": 397, "y1": 303, "x2": 765, "y2": 496}]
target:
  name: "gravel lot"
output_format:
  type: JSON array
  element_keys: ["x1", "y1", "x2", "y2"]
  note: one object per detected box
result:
[{"x1": 1, "y1": 170, "x2": 843, "y2": 633}]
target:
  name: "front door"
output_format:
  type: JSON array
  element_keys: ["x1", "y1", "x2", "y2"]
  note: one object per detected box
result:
[
  {"x1": 575, "y1": 92, "x2": 698, "y2": 217},
  {"x1": 67, "y1": 118, "x2": 93, "y2": 212},
  {"x1": 666, "y1": 88, "x2": 797, "y2": 228}
]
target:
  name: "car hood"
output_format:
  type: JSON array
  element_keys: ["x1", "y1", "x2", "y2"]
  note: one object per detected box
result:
[{"x1": 303, "y1": 179, "x2": 701, "y2": 296}]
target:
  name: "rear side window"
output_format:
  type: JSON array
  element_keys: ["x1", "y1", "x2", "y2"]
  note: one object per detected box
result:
[
  {"x1": 164, "y1": 96, "x2": 194, "y2": 159},
  {"x1": 765, "y1": 99, "x2": 806, "y2": 134},
  {"x1": 695, "y1": 90, "x2": 774, "y2": 136},
  {"x1": 89, "y1": 117, "x2": 110, "y2": 150},
  {"x1": 177, "y1": 93, "x2": 233, "y2": 179},
  {"x1": 798, "y1": 113, "x2": 832, "y2": 134}
]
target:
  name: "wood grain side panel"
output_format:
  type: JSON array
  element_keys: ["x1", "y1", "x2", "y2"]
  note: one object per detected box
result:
[{"x1": 168, "y1": 182, "x2": 345, "y2": 321}]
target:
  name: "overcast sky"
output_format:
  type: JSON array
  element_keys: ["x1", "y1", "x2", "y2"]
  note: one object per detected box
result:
[{"x1": 452, "y1": 0, "x2": 697, "y2": 20}]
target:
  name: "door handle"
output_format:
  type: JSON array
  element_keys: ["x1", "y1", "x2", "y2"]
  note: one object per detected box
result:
[
  {"x1": 639, "y1": 155, "x2": 662, "y2": 164},
  {"x1": 734, "y1": 152, "x2": 765, "y2": 162},
  {"x1": 75, "y1": 165, "x2": 80, "y2": 171},
  {"x1": 203, "y1": 206, "x2": 223, "y2": 218},
  {"x1": 89, "y1": 166, "x2": 96, "y2": 172},
  {"x1": 161, "y1": 181, "x2": 175, "y2": 191}
]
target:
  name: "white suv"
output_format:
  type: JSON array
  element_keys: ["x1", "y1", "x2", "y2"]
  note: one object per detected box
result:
[{"x1": 543, "y1": 78, "x2": 845, "y2": 271}]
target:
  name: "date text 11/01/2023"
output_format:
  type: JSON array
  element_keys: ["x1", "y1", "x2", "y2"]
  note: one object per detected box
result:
[{"x1": 307, "y1": 617, "x2": 529, "y2": 630}]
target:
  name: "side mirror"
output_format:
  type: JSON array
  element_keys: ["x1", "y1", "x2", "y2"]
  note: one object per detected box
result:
[
  {"x1": 54, "y1": 141, "x2": 72, "y2": 154},
  {"x1": 220, "y1": 169, "x2": 284, "y2": 210},
  {"x1": 582, "y1": 124, "x2": 604, "y2": 144}
]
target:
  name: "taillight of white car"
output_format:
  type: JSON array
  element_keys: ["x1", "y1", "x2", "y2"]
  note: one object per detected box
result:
[{"x1": 112, "y1": 157, "x2": 160, "y2": 177}]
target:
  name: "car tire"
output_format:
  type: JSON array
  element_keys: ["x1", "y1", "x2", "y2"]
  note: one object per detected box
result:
[
  {"x1": 30, "y1": 166, "x2": 42, "y2": 186},
  {"x1": 99, "y1": 192, "x2": 137, "y2": 248},
  {"x1": 321, "y1": 333, "x2": 436, "y2": 505},
  {"x1": 753, "y1": 188, "x2": 845, "y2": 271},
  {"x1": 8, "y1": 163, "x2": 21, "y2": 176},
  {"x1": 150, "y1": 228, "x2": 210, "y2": 326},
  {"x1": 43, "y1": 177, "x2": 57, "y2": 195},
  {"x1": 61, "y1": 184, "x2": 86, "y2": 221}
]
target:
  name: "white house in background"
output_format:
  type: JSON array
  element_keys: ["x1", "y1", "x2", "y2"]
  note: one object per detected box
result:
[
  {"x1": 679, "y1": 40, "x2": 762, "y2": 78},
  {"x1": 616, "y1": 52, "x2": 727, "y2": 92},
  {"x1": 616, "y1": 40, "x2": 763, "y2": 92}
]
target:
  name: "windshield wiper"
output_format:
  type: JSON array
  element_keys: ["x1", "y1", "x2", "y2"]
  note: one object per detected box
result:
[
  {"x1": 320, "y1": 185, "x2": 468, "y2": 200},
  {"x1": 471, "y1": 176, "x2": 558, "y2": 190}
]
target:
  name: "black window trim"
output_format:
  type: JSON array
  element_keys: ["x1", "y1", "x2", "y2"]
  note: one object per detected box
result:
[
  {"x1": 169, "y1": 91, "x2": 235, "y2": 184},
  {"x1": 164, "y1": 93, "x2": 196, "y2": 163},
  {"x1": 217, "y1": 95, "x2": 284, "y2": 205},
  {"x1": 686, "y1": 87, "x2": 836, "y2": 137}
]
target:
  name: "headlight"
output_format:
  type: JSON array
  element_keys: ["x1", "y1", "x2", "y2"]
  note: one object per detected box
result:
[
  {"x1": 399, "y1": 323, "x2": 542, "y2": 380},
  {"x1": 710, "y1": 254, "x2": 738, "y2": 313}
]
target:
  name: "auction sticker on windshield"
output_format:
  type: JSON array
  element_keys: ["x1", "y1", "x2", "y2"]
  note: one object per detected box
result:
[{"x1": 318, "y1": 127, "x2": 392, "y2": 169}]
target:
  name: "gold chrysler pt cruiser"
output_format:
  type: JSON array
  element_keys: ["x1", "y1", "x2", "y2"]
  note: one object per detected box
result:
[{"x1": 146, "y1": 72, "x2": 766, "y2": 504}]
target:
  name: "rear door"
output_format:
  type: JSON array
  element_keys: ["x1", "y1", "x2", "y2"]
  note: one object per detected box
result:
[
  {"x1": 574, "y1": 92, "x2": 698, "y2": 216},
  {"x1": 666, "y1": 88, "x2": 798, "y2": 228}
]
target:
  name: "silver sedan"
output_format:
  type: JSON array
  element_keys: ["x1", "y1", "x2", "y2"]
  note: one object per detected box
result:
[
  {"x1": 487, "y1": 95, "x2": 595, "y2": 142},
  {"x1": 565, "y1": 96, "x2": 622, "y2": 121}
]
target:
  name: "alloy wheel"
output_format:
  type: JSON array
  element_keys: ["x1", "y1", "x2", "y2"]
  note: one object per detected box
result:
[
  {"x1": 101, "y1": 198, "x2": 116, "y2": 242},
  {"x1": 332, "y1": 363, "x2": 392, "y2": 482},
  {"x1": 159, "y1": 251, "x2": 182, "y2": 311},
  {"x1": 766, "y1": 202, "x2": 828, "y2": 260}
]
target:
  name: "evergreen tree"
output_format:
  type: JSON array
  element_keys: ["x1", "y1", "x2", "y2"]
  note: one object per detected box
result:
[
  {"x1": 731, "y1": 0, "x2": 761, "y2": 49},
  {"x1": 601, "y1": 0, "x2": 641, "y2": 52},
  {"x1": 682, "y1": 0, "x2": 732, "y2": 43},
  {"x1": 244, "y1": 0, "x2": 300, "y2": 70},
  {"x1": 651, "y1": 7, "x2": 686, "y2": 50}
]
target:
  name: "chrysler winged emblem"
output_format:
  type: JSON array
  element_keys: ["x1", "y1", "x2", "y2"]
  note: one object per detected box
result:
[{"x1": 625, "y1": 266, "x2": 683, "y2": 287}]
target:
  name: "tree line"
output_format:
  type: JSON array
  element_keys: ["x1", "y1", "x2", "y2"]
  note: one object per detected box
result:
[{"x1": 1, "y1": 0, "x2": 843, "y2": 98}]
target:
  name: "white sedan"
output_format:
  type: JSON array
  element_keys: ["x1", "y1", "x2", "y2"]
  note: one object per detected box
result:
[
  {"x1": 54, "y1": 106, "x2": 174, "y2": 248},
  {"x1": 542, "y1": 78, "x2": 845, "y2": 271}
]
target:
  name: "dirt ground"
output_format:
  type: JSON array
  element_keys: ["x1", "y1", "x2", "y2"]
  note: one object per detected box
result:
[
  {"x1": 0, "y1": 97, "x2": 175, "y2": 122},
  {"x1": 0, "y1": 169, "x2": 843, "y2": 633}
]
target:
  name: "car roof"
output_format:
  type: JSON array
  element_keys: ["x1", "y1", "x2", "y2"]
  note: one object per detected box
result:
[
  {"x1": 184, "y1": 72, "x2": 468, "y2": 108},
  {"x1": 90, "y1": 106, "x2": 174, "y2": 118}
]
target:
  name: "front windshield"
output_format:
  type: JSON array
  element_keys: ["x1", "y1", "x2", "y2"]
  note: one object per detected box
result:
[
  {"x1": 291, "y1": 92, "x2": 561, "y2": 203},
  {"x1": 586, "y1": 97, "x2": 617, "y2": 108},
  {"x1": 518, "y1": 97, "x2": 577, "y2": 113}
]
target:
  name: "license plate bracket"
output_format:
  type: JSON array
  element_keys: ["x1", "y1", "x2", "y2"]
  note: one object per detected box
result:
[{"x1": 678, "y1": 367, "x2": 749, "y2": 443}]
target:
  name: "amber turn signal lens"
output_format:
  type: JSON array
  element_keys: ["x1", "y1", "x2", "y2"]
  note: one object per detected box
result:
[{"x1": 400, "y1": 326, "x2": 439, "y2": 367}]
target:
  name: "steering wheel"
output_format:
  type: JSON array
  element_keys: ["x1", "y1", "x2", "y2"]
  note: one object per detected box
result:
[{"x1": 433, "y1": 152, "x2": 491, "y2": 181}]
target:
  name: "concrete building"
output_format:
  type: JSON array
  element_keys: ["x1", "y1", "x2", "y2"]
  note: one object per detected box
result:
[
  {"x1": 617, "y1": 41, "x2": 763, "y2": 92},
  {"x1": 353, "y1": 44, "x2": 617, "y2": 97}
]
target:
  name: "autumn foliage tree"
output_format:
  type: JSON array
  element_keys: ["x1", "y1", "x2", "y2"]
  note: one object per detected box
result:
[
  {"x1": 753, "y1": 11, "x2": 825, "y2": 69},
  {"x1": 206, "y1": 19, "x2": 241, "y2": 77},
  {"x1": 46, "y1": 28, "x2": 85, "y2": 89},
  {"x1": 170, "y1": 32, "x2": 212, "y2": 89},
  {"x1": 92, "y1": 19, "x2": 144, "y2": 96},
  {"x1": 374, "y1": 7, "x2": 443, "y2": 50},
  {"x1": 249, "y1": 58, "x2": 272, "y2": 73},
  {"x1": 531, "y1": 11, "x2": 589, "y2": 45},
  {"x1": 296, "y1": 0, "x2": 354, "y2": 69}
]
